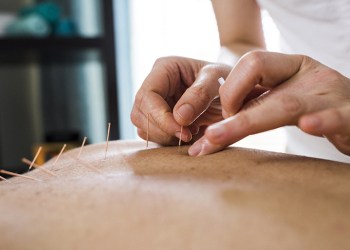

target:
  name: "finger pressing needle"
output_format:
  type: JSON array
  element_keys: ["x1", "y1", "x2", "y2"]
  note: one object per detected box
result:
[
  {"x1": 53, "y1": 144, "x2": 67, "y2": 167},
  {"x1": 22, "y1": 158, "x2": 57, "y2": 177},
  {"x1": 77, "y1": 137, "x2": 87, "y2": 159},
  {"x1": 28, "y1": 146, "x2": 42, "y2": 170},
  {"x1": 178, "y1": 126, "x2": 183, "y2": 147},
  {"x1": 104, "y1": 122, "x2": 111, "y2": 161},
  {"x1": 0, "y1": 169, "x2": 41, "y2": 182}
]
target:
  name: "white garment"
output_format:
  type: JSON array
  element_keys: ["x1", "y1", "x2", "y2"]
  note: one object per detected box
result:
[{"x1": 257, "y1": 0, "x2": 350, "y2": 163}]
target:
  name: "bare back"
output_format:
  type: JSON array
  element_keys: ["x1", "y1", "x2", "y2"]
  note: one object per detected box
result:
[{"x1": 0, "y1": 140, "x2": 349, "y2": 250}]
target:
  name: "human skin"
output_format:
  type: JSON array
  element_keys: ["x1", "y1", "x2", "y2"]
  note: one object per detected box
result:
[
  {"x1": 131, "y1": 51, "x2": 350, "y2": 157},
  {"x1": 131, "y1": 0, "x2": 350, "y2": 157},
  {"x1": 2, "y1": 140, "x2": 350, "y2": 249},
  {"x1": 131, "y1": 0, "x2": 266, "y2": 150},
  {"x1": 189, "y1": 51, "x2": 350, "y2": 156},
  {"x1": 131, "y1": 56, "x2": 232, "y2": 145}
]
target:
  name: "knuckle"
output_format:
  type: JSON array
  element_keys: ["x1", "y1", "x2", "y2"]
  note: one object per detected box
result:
[
  {"x1": 302, "y1": 57, "x2": 342, "y2": 84},
  {"x1": 328, "y1": 108, "x2": 344, "y2": 123},
  {"x1": 324, "y1": 69, "x2": 343, "y2": 83},
  {"x1": 313, "y1": 66, "x2": 341, "y2": 82},
  {"x1": 134, "y1": 90, "x2": 144, "y2": 107},
  {"x1": 190, "y1": 85, "x2": 212, "y2": 104},
  {"x1": 201, "y1": 63, "x2": 232, "y2": 82},
  {"x1": 153, "y1": 56, "x2": 173, "y2": 66},
  {"x1": 153, "y1": 56, "x2": 182, "y2": 70},
  {"x1": 130, "y1": 108, "x2": 142, "y2": 128},
  {"x1": 201, "y1": 64, "x2": 221, "y2": 76},
  {"x1": 241, "y1": 51, "x2": 266, "y2": 72},
  {"x1": 300, "y1": 55, "x2": 314, "y2": 67},
  {"x1": 152, "y1": 57, "x2": 176, "y2": 75},
  {"x1": 236, "y1": 113, "x2": 252, "y2": 131}
]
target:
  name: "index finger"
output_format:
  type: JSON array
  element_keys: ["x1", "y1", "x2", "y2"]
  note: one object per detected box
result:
[
  {"x1": 189, "y1": 91, "x2": 305, "y2": 156},
  {"x1": 220, "y1": 51, "x2": 303, "y2": 118}
]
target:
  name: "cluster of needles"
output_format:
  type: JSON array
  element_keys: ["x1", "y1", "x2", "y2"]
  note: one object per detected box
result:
[
  {"x1": 0, "y1": 122, "x2": 113, "y2": 183},
  {"x1": 1, "y1": 77, "x2": 226, "y2": 182}
]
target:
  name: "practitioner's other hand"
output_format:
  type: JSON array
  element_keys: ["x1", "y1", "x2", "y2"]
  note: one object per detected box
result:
[
  {"x1": 131, "y1": 56, "x2": 232, "y2": 145},
  {"x1": 189, "y1": 51, "x2": 350, "y2": 156}
]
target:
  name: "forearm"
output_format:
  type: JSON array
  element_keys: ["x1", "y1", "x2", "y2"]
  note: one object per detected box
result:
[
  {"x1": 217, "y1": 42, "x2": 266, "y2": 66},
  {"x1": 211, "y1": 0, "x2": 266, "y2": 66}
]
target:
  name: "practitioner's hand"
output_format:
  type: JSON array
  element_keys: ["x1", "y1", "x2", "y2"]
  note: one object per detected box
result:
[
  {"x1": 189, "y1": 51, "x2": 350, "y2": 156},
  {"x1": 131, "y1": 56, "x2": 232, "y2": 145}
]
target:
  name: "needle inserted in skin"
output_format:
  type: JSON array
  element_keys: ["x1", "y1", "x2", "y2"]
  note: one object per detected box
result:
[
  {"x1": 0, "y1": 175, "x2": 11, "y2": 183},
  {"x1": 104, "y1": 123, "x2": 111, "y2": 161},
  {"x1": 178, "y1": 126, "x2": 183, "y2": 147},
  {"x1": 0, "y1": 169, "x2": 41, "y2": 182},
  {"x1": 53, "y1": 144, "x2": 67, "y2": 167},
  {"x1": 22, "y1": 158, "x2": 57, "y2": 177},
  {"x1": 78, "y1": 159, "x2": 104, "y2": 174},
  {"x1": 29, "y1": 147, "x2": 42, "y2": 170},
  {"x1": 77, "y1": 137, "x2": 87, "y2": 159}
]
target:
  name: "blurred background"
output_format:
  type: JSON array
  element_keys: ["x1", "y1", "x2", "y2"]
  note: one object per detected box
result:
[{"x1": 0, "y1": 0, "x2": 284, "y2": 174}]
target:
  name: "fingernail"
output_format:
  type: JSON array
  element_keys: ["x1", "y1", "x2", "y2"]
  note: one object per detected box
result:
[
  {"x1": 188, "y1": 141, "x2": 203, "y2": 156},
  {"x1": 177, "y1": 104, "x2": 194, "y2": 123}
]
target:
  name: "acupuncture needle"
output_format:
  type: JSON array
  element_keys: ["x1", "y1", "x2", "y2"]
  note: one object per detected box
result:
[
  {"x1": 0, "y1": 169, "x2": 41, "y2": 182},
  {"x1": 178, "y1": 126, "x2": 183, "y2": 147},
  {"x1": 104, "y1": 123, "x2": 111, "y2": 161},
  {"x1": 28, "y1": 147, "x2": 42, "y2": 170}
]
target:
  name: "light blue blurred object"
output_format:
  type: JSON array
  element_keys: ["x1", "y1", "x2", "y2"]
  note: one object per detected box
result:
[
  {"x1": 6, "y1": 14, "x2": 51, "y2": 37},
  {"x1": 20, "y1": 2, "x2": 62, "y2": 24},
  {"x1": 55, "y1": 19, "x2": 77, "y2": 37}
]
